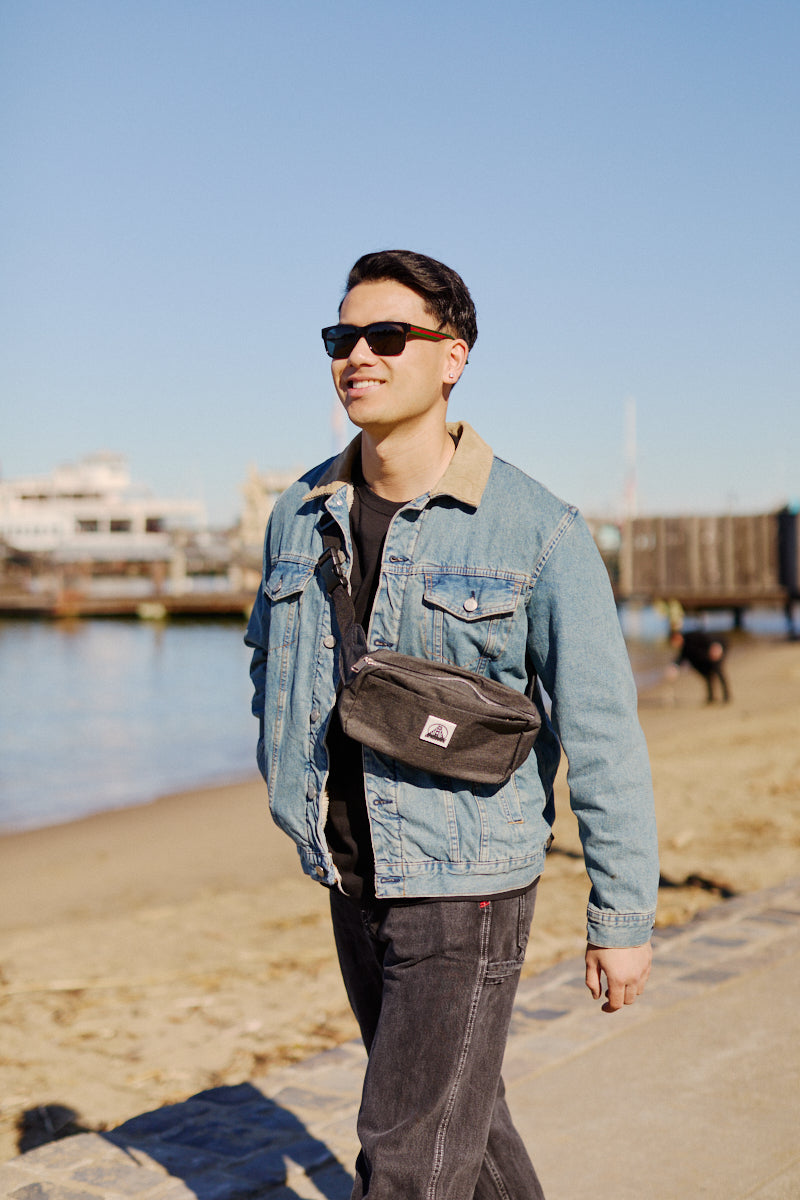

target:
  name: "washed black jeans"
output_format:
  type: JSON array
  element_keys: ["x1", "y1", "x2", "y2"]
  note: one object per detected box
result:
[{"x1": 329, "y1": 882, "x2": 546, "y2": 1200}]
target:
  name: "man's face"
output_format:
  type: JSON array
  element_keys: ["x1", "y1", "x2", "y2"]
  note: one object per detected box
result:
[{"x1": 330, "y1": 279, "x2": 464, "y2": 436}]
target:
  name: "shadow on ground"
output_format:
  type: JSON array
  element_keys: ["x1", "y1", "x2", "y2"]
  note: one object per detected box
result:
[{"x1": 18, "y1": 1082, "x2": 354, "y2": 1199}]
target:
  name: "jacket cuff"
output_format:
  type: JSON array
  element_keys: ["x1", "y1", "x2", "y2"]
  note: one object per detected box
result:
[{"x1": 586, "y1": 904, "x2": 656, "y2": 948}]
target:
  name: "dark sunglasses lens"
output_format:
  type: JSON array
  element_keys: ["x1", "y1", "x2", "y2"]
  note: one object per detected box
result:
[
  {"x1": 324, "y1": 327, "x2": 357, "y2": 358},
  {"x1": 365, "y1": 324, "x2": 406, "y2": 356}
]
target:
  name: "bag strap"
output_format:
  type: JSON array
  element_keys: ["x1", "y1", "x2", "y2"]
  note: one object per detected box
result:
[{"x1": 317, "y1": 517, "x2": 368, "y2": 678}]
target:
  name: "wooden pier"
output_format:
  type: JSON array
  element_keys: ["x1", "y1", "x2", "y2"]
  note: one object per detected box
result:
[
  {"x1": 615, "y1": 510, "x2": 799, "y2": 620},
  {"x1": 0, "y1": 589, "x2": 256, "y2": 621}
]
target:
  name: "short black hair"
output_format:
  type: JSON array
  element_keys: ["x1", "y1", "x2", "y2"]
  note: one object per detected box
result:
[{"x1": 342, "y1": 250, "x2": 478, "y2": 350}]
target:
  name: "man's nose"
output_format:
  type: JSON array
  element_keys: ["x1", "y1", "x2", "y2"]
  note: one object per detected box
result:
[{"x1": 347, "y1": 335, "x2": 375, "y2": 363}]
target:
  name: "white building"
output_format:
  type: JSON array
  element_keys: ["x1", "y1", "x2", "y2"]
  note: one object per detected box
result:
[{"x1": 0, "y1": 452, "x2": 206, "y2": 561}]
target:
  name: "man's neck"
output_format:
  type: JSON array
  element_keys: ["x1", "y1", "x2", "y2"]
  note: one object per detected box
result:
[{"x1": 360, "y1": 420, "x2": 455, "y2": 502}]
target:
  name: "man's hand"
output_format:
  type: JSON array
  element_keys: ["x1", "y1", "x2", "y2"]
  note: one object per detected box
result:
[{"x1": 585, "y1": 943, "x2": 652, "y2": 1013}]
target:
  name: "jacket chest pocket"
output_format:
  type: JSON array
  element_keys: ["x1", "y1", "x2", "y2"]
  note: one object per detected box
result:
[
  {"x1": 422, "y1": 570, "x2": 524, "y2": 671},
  {"x1": 264, "y1": 557, "x2": 316, "y2": 650}
]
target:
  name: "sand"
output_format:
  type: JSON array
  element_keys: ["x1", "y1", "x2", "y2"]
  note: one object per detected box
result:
[{"x1": 1, "y1": 637, "x2": 799, "y2": 1161}]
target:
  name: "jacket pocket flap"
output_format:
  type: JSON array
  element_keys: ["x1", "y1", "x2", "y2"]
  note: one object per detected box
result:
[
  {"x1": 423, "y1": 572, "x2": 523, "y2": 620},
  {"x1": 264, "y1": 558, "x2": 316, "y2": 601}
]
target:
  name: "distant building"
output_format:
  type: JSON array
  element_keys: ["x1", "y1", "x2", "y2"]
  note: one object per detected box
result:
[
  {"x1": 0, "y1": 452, "x2": 206, "y2": 561},
  {"x1": 237, "y1": 465, "x2": 299, "y2": 553}
]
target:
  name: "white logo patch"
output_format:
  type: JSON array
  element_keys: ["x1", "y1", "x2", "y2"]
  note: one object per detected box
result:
[{"x1": 419, "y1": 715, "x2": 457, "y2": 748}]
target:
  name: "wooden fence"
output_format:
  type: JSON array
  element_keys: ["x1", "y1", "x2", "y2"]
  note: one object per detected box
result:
[{"x1": 616, "y1": 510, "x2": 798, "y2": 612}]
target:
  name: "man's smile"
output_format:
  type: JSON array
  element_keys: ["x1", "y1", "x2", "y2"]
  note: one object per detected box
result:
[{"x1": 346, "y1": 378, "x2": 384, "y2": 392}]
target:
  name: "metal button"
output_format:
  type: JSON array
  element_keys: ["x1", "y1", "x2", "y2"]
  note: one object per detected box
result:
[
  {"x1": 315, "y1": 865, "x2": 325, "y2": 877},
  {"x1": 323, "y1": 635, "x2": 336, "y2": 649},
  {"x1": 463, "y1": 596, "x2": 478, "y2": 612},
  {"x1": 307, "y1": 779, "x2": 318, "y2": 800},
  {"x1": 310, "y1": 708, "x2": 320, "y2": 723}
]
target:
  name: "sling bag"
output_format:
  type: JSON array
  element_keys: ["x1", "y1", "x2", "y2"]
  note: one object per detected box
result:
[{"x1": 317, "y1": 524, "x2": 541, "y2": 786}]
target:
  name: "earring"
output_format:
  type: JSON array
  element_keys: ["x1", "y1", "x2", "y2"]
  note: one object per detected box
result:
[{"x1": 448, "y1": 372, "x2": 455, "y2": 379}]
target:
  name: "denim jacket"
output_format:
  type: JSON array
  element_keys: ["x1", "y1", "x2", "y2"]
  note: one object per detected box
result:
[{"x1": 245, "y1": 422, "x2": 658, "y2": 946}]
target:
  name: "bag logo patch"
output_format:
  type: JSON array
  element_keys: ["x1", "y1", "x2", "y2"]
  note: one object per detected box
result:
[{"x1": 419, "y1": 715, "x2": 457, "y2": 748}]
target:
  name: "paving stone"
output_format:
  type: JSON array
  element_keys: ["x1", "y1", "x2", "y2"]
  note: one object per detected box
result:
[
  {"x1": 70, "y1": 1160, "x2": 166, "y2": 1195},
  {"x1": 7, "y1": 1184, "x2": 100, "y2": 1200},
  {"x1": 111, "y1": 1103, "x2": 209, "y2": 1139},
  {"x1": 292, "y1": 1160, "x2": 353, "y2": 1200},
  {"x1": 221, "y1": 1149, "x2": 289, "y2": 1188},
  {"x1": 679, "y1": 966, "x2": 740, "y2": 985},
  {"x1": 7, "y1": 1137, "x2": 102, "y2": 1173},
  {"x1": 162, "y1": 1121, "x2": 272, "y2": 1159},
  {"x1": 752, "y1": 907, "x2": 800, "y2": 924},
  {"x1": 191, "y1": 1085, "x2": 261, "y2": 1108},
  {"x1": 0, "y1": 1166, "x2": 27, "y2": 1193},
  {"x1": 160, "y1": 1170, "x2": 263, "y2": 1200},
  {"x1": 106, "y1": 1137, "x2": 220, "y2": 1175},
  {"x1": 268, "y1": 1088, "x2": 350, "y2": 1127}
]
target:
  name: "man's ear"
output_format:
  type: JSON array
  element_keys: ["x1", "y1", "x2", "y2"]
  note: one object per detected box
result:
[{"x1": 442, "y1": 338, "x2": 469, "y2": 387}]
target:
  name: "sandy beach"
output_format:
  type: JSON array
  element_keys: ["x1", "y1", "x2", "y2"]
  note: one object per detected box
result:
[{"x1": 1, "y1": 636, "x2": 799, "y2": 1162}]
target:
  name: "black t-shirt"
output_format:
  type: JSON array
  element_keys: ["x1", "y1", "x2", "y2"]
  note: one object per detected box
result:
[{"x1": 324, "y1": 467, "x2": 404, "y2": 903}]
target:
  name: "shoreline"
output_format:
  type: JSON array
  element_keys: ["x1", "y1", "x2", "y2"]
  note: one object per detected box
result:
[
  {"x1": 0, "y1": 625, "x2": 777, "y2": 845},
  {"x1": 0, "y1": 769, "x2": 261, "y2": 841},
  {"x1": 1, "y1": 636, "x2": 799, "y2": 1161}
]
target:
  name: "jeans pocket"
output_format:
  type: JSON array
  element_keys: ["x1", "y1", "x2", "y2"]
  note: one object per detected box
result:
[
  {"x1": 484, "y1": 956, "x2": 525, "y2": 984},
  {"x1": 483, "y1": 886, "x2": 537, "y2": 984}
]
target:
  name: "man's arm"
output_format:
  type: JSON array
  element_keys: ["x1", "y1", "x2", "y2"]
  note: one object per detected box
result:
[
  {"x1": 526, "y1": 513, "x2": 659, "y2": 961},
  {"x1": 585, "y1": 943, "x2": 653, "y2": 1013}
]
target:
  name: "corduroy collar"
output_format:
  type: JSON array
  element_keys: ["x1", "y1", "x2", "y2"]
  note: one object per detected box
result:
[{"x1": 303, "y1": 421, "x2": 494, "y2": 509}]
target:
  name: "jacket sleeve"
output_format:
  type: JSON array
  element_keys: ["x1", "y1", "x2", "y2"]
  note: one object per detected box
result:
[
  {"x1": 244, "y1": 531, "x2": 271, "y2": 785},
  {"x1": 527, "y1": 511, "x2": 659, "y2": 947}
]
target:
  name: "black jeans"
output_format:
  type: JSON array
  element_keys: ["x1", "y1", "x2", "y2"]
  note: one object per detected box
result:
[{"x1": 329, "y1": 883, "x2": 546, "y2": 1199}]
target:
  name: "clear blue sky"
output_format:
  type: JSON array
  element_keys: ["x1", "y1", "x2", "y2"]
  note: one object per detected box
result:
[{"x1": 2, "y1": 0, "x2": 797, "y2": 525}]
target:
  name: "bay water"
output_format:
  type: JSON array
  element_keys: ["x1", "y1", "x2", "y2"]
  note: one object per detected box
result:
[
  {"x1": 0, "y1": 618, "x2": 256, "y2": 833},
  {"x1": 0, "y1": 608, "x2": 788, "y2": 834}
]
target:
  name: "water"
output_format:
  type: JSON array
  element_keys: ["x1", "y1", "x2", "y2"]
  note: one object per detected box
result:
[
  {"x1": 0, "y1": 618, "x2": 257, "y2": 833},
  {"x1": 0, "y1": 606, "x2": 790, "y2": 834}
]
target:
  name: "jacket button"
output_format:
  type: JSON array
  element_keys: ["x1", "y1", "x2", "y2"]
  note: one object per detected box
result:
[
  {"x1": 463, "y1": 596, "x2": 478, "y2": 612},
  {"x1": 310, "y1": 708, "x2": 320, "y2": 723},
  {"x1": 315, "y1": 865, "x2": 325, "y2": 877},
  {"x1": 307, "y1": 779, "x2": 318, "y2": 800},
  {"x1": 323, "y1": 635, "x2": 336, "y2": 649}
]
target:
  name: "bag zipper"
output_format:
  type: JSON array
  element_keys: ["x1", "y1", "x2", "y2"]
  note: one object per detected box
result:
[{"x1": 351, "y1": 654, "x2": 511, "y2": 710}]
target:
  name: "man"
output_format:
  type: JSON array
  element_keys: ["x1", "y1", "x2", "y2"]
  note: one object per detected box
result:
[
  {"x1": 669, "y1": 627, "x2": 731, "y2": 703},
  {"x1": 246, "y1": 250, "x2": 658, "y2": 1199}
]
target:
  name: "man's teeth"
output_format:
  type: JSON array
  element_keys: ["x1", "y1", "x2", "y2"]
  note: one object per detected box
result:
[{"x1": 350, "y1": 380, "x2": 382, "y2": 391}]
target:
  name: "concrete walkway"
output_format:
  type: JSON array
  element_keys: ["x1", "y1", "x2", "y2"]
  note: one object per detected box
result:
[{"x1": 2, "y1": 877, "x2": 798, "y2": 1200}]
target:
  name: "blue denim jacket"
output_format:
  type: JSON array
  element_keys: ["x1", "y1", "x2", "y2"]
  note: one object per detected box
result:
[{"x1": 245, "y1": 423, "x2": 658, "y2": 946}]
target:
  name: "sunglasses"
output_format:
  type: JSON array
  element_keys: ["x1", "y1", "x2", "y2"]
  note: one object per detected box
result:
[{"x1": 321, "y1": 321, "x2": 454, "y2": 360}]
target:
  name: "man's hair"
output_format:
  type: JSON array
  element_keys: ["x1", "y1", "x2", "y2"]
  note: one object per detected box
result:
[{"x1": 342, "y1": 250, "x2": 478, "y2": 350}]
